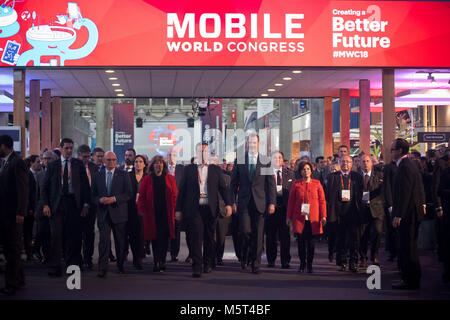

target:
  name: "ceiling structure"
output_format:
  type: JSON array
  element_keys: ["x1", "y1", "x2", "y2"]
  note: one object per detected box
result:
[{"x1": 0, "y1": 67, "x2": 449, "y2": 99}]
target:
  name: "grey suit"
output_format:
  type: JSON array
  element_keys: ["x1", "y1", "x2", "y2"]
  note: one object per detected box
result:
[{"x1": 92, "y1": 168, "x2": 132, "y2": 272}]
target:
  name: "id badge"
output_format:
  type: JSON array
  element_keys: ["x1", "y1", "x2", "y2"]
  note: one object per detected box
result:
[
  {"x1": 341, "y1": 189, "x2": 351, "y2": 202},
  {"x1": 276, "y1": 185, "x2": 283, "y2": 193},
  {"x1": 200, "y1": 193, "x2": 208, "y2": 199},
  {"x1": 301, "y1": 203, "x2": 310, "y2": 215},
  {"x1": 362, "y1": 191, "x2": 370, "y2": 203}
]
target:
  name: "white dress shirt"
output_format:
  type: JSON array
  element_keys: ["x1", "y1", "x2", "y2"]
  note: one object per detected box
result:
[
  {"x1": 198, "y1": 164, "x2": 209, "y2": 205},
  {"x1": 61, "y1": 156, "x2": 73, "y2": 194},
  {"x1": 273, "y1": 167, "x2": 283, "y2": 196}
]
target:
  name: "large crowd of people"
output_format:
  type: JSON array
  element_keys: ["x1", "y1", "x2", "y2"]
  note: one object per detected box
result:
[{"x1": 0, "y1": 133, "x2": 449, "y2": 296}]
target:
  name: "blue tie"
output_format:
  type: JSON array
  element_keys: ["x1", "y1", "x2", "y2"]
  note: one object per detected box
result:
[{"x1": 107, "y1": 171, "x2": 113, "y2": 196}]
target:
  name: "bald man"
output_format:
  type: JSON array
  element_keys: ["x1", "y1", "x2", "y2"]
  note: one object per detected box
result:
[
  {"x1": 92, "y1": 151, "x2": 132, "y2": 277},
  {"x1": 326, "y1": 155, "x2": 364, "y2": 272}
]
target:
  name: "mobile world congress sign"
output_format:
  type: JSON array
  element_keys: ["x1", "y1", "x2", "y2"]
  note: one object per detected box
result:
[{"x1": 0, "y1": 0, "x2": 448, "y2": 67}]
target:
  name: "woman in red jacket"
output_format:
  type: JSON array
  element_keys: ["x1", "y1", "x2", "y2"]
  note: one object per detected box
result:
[
  {"x1": 287, "y1": 161, "x2": 327, "y2": 273},
  {"x1": 137, "y1": 155, "x2": 177, "y2": 273}
]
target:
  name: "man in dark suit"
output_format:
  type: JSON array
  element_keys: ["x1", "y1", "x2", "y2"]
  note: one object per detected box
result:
[
  {"x1": 92, "y1": 151, "x2": 132, "y2": 277},
  {"x1": 167, "y1": 147, "x2": 185, "y2": 262},
  {"x1": 24, "y1": 155, "x2": 41, "y2": 261},
  {"x1": 231, "y1": 134, "x2": 277, "y2": 274},
  {"x1": 326, "y1": 155, "x2": 363, "y2": 272},
  {"x1": 391, "y1": 138, "x2": 426, "y2": 290},
  {"x1": 41, "y1": 138, "x2": 90, "y2": 277},
  {"x1": 0, "y1": 135, "x2": 28, "y2": 296},
  {"x1": 215, "y1": 172, "x2": 232, "y2": 266},
  {"x1": 266, "y1": 151, "x2": 295, "y2": 269},
  {"x1": 120, "y1": 148, "x2": 136, "y2": 172},
  {"x1": 77, "y1": 144, "x2": 98, "y2": 270},
  {"x1": 383, "y1": 159, "x2": 399, "y2": 262},
  {"x1": 312, "y1": 156, "x2": 326, "y2": 186},
  {"x1": 33, "y1": 150, "x2": 57, "y2": 263},
  {"x1": 176, "y1": 143, "x2": 232, "y2": 278},
  {"x1": 359, "y1": 154, "x2": 385, "y2": 268}
]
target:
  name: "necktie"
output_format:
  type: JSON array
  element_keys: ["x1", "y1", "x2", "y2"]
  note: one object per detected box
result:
[
  {"x1": 343, "y1": 174, "x2": 349, "y2": 189},
  {"x1": 250, "y1": 164, "x2": 256, "y2": 181},
  {"x1": 62, "y1": 159, "x2": 69, "y2": 195},
  {"x1": 364, "y1": 174, "x2": 369, "y2": 192},
  {"x1": 107, "y1": 171, "x2": 113, "y2": 196},
  {"x1": 277, "y1": 170, "x2": 282, "y2": 186},
  {"x1": 86, "y1": 166, "x2": 91, "y2": 186}
]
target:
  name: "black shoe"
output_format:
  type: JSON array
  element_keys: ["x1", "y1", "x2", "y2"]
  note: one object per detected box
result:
[
  {"x1": 192, "y1": 272, "x2": 201, "y2": 278},
  {"x1": 392, "y1": 281, "x2": 420, "y2": 290},
  {"x1": 359, "y1": 259, "x2": 367, "y2": 269},
  {"x1": 185, "y1": 256, "x2": 192, "y2": 264},
  {"x1": 267, "y1": 262, "x2": 275, "y2": 268},
  {"x1": 307, "y1": 266, "x2": 313, "y2": 273},
  {"x1": 328, "y1": 253, "x2": 334, "y2": 263},
  {"x1": 159, "y1": 263, "x2": 166, "y2": 272},
  {"x1": 85, "y1": 261, "x2": 93, "y2": 271},
  {"x1": 0, "y1": 287, "x2": 16, "y2": 296},
  {"x1": 281, "y1": 264, "x2": 290, "y2": 269},
  {"x1": 118, "y1": 267, "x2": 125, "y2": 274},
  {"x1": 252, "y1": 266, "x2": 261, "y2": 274},
  {"x1": 109, "y1": 255, "x2": 117, "y2": 263},
  {"x1": 217, "y1": 258, "x2": 224, "y2": 266},
  {"x1": 48, "y1": 269, "x2": 62, "y2": 277},
  {"x1": 153, "y1": 265, "x2": 160, "y2": 273},
  {"x1": 203, "y1": 266, "x2": 212, "y2": 274},
  {"x1": 339, "y1": 264, "x2": 347, "y2": 272},
  {"x1": 241, "y1": 260, "x2": 247, "y2": 270},
  {"x1": 350, "y1": 265, "x2": 358, "y2": 273},
  {"x1": 97, "y1": 270, "x2": 107, "y2": 278},
  {"x1": 299, "y1": 262, "x2": 306, "y2": 273}
]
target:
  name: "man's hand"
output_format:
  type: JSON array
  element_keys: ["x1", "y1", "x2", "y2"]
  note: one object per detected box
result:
[
  {"x1": 175, "y1": 211, "x2": 182, "y2": 221},
  {"x1": 225, "y1": 205, "x2": 232, "y2": 218},
  {"x1": 423, "y1": 205, "x2": 426, "y2": 215},
  {"x1": 437, "y1": 209, "x2": 444, "y2": 219},
  {"x1": 16, "y1": 215, "x2": 24, "y2": 224},
  {"x1": 43, "y1": 205, "x2": 51, "y2": 217},
  {"x1": 81, "y1": 206, "x2": 88, "y2": 218},
  {"x1": 232, "y1": 204, "x2": 237, "y2": 214},
  {"x1": 393, "y1": 217, "x2": 402, "y2": 228},
  {"x1": 99, "y1": 197, "x2": 108, "y2": 205},
  {"x1": 322, "y1": 217, "x2": 327, "y2": 227},
  {"x1": 268, "y1": 204, "x2": 275, "y2": 215}
]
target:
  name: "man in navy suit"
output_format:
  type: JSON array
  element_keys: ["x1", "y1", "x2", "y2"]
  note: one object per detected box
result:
[
  {"x1": 91, "y1": 151, "x2": 132, "y2": 277},
  {"x1": 41, "y1": 138, "x2": 90, "y2": 277},
  {"x1": 230, "y1": 134, "x2": 277, "y2": 274}
]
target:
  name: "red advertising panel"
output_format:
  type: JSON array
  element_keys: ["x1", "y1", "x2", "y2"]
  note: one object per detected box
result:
[{"x1": 0, "y1": 0, "x2": 448, "y2": 67}]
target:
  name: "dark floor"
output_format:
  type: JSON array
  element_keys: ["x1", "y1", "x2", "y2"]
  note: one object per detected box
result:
[{"x1": 1, "y1": 233, "x2": 449, "y2": 300}]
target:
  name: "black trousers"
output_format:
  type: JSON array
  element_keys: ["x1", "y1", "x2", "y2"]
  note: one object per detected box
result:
[
  {"x1": 151, "y1": 236, "x2": 169, "y2": 266},
  {"x1": 170, "y1": 220, "x2": 181, "y2": 259},
  {"x1": 327, "y1": 221, "x2": 338, "y2": 257},
  {"x1": 23, "y1": 214, "x2": 34, "y2": 258},
  {"x1": 0, "y1": 216, "x2": 25, "y2": 289},
  {"x1": 359, "y1": 207, "x2": 384, "y2": 261},
  {"x1": 34, "y1": 215, "x2": 51, "y2": 261},
  {"x1": 215, "y1": 215, "x2": 231, "y2": 261},
  {"x1": 265, "y1": 205, "x2": 291, "y2": 265},
  {"x1": 238, "y1": 199, "x2": 265, "y2": 268},
  {"x1": 231, "y1": 214, "x2": 241, "y2": 261},
  {"x1": 49, "y1": 195, "x2": 82, "y2": 271},
  {"x1": 185, "y1": 205, "x2": 217, "y2": 273},
  {"x1": 98, "y1": 213, "x2": 127, "y2": 272},
  {"x1": 127, "y1": 211, "x2": 144, "y2": 264},
  {"x1": 398, "y1": 222, "x2": 421, "y2": 287},
  {"x1": 81, "y1": 206, "x2": 96, "y2": 264},
  {"x1": 443, "y1": 213, "x2": 450, "y2": 277},
  {"x1": 297, "y1": 221, "x2": 317, "y2": 267},
  {"x1": 385, "y1": 209, "x2": 398, "y2": 259},
  {"x1": 336, "y1": 214, "x2": 359, "y2": 267}
]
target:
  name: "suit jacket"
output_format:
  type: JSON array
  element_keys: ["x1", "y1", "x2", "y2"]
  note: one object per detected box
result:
[
  {"x1": 274, "y1": 168, "x2": 295, "y2": 210},
  {"x1": 41, "y1": 157, "x2": 90, "y2": 214},
  {"x1": 35, "y1": 169, "x2": 47, "y2": 218},
  {"x1": 27, "y1": 170, "x2": 37, "y2": 214},
  {"x1": 176, "y1": 164, "x2": 231, "y2": 219},
  {"x1": 92, "y1": 168, "x2": 132, "y2": 224},
  {"x1": 393, "y1": 157, "x2": 426, "y2": 225},
  {"x1": 383, "y1": 161, "x2": 398, "y2": 210},
  {"x1": 326, "y1": 171, "x2": 363, "y2": 223},
  {"x1": 311, "y1": 169, "x2": 325, "y2": 186},
  {"x1": 360, "y1": 169, "x2": 385, "y2": 221},
  {"x1": 170, "y1": 164, "x2": 184, "y2": 189},
  {"x1": 0, "y1": 152, "x2": 28, "y2": 220},
  {"x1": 218, "y1": 173, "x2": 231, "y2": 218},
  {"x1": 230, "y1": 153, "x2": 277, "y2": 214}
]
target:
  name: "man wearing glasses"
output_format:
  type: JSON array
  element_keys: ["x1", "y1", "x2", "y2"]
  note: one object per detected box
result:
[{"x1": 91, "y1": 151, "x2": 132, "y2": 277}]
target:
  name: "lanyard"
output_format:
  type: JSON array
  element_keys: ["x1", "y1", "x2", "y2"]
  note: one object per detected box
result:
[
  {"x1": 340, "y1": 172, "x2": 351, "y2": 190},
  {"x1": 61, "y1": 159, "x2": 72, "y2": 181}
]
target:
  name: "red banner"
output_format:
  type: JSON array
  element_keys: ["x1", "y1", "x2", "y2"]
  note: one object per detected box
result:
[{"x1": 0, "y1": 0, "x2": 448, "y2": 67}]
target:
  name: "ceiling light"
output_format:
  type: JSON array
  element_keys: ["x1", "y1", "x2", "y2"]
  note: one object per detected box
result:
[
  {"x1": 292, "y1": 70, "x2": 302, "y2": 74},
  {"x1": 261, "y1": 93, "x2": 269, "y2": 97},
  {"x1": 283, "y1": 77, "x2": 292, "y2": 81},
  {"x1": 108, "y1": 77, "x2": 118, "y2": 80},
  {"x1": 105, "y1": 70, "x2": 115, "y2": 73},
  {"x1": 267, "y1": 89, "x2": 276, "y2": 92},
  {"x1": 274, "y1": 83, "x2": 283, "y2": 86},
  {"x1": 117, "y1": 93, "x2": 124, "y2": 97},
  {"x1": 114, "y1": 89, "x2": 123, "y2": 92},
  {"x1": 112, "y1": 83, "x2": 120, "y2": 87}
]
